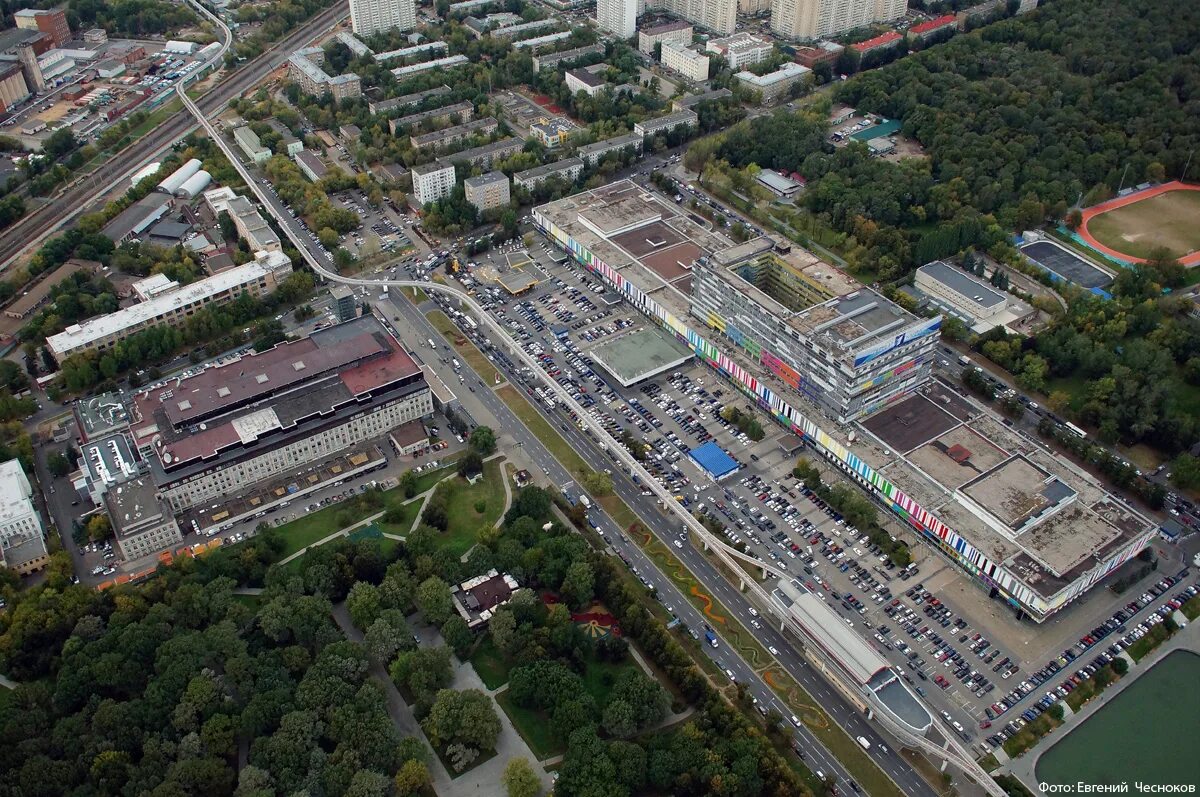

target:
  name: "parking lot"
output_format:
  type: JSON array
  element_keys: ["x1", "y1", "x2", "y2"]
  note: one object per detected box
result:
[{"x1": 421, "y1": 229, "x2": 1200, "y2": 760}]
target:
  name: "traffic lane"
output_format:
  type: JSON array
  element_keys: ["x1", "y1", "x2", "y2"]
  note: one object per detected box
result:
[
  {"x1": 399, "y1": 284, "x2": 934, "y2": 794},
  {"x1": 496, "y1": 360, "x2": 932, "y2": 795},
  {"x1": 468, "y1": 292, "x2": 933, "y2": 791},
  {"x1": 388, "y1": 296, "x2": 870, "y2": 789}
]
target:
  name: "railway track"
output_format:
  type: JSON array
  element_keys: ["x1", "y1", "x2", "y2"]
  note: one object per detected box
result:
[{"x1": 0, "y1": 0, "x2": 348, "y2": 273}]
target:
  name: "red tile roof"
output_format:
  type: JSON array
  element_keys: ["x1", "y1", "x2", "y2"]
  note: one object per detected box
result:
[
  {"x1": 851, "y1": 31, "x2": 903, "y2": 52},
  {"x1": 909, "y1": 15, "x2": 956, "y2": 34}
]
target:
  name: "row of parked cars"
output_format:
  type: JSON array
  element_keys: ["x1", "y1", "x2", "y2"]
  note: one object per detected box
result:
[{"x1": 980, "y1": 570, "x2": 1195, "y2": 750}]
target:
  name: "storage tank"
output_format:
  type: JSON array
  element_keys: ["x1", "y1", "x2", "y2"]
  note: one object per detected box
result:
[
  {"x1": 156, "y1": 158, "x2": 202, "y2": 194},
  {"x1": 174, "y1": 170, "x2": 212, "y2": 199}
]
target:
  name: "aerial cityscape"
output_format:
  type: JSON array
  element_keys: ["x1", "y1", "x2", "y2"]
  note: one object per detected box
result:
[{"x1": 0, "y1": 0, "x2": 1196, "y2": 795}]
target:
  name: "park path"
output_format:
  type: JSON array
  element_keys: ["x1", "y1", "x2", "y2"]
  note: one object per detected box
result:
[{"x1": 274, "y1": 467, "x2": 468, "y2": 566}]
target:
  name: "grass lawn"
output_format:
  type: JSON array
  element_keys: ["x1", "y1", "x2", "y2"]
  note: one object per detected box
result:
[
  {"x1": 426, "y1": 309, "x2": 503, "y2": 386},
  {"x1": 275, "y1": 506, "x2": 350, "y2": 558},
  {"x1": 1126, "y1": 622, "x2": 1173, "y2": 661},
  {"x1": 580, "y1": 656, "x2": 642, "y2": 706},
  {"x1": 496, "y1": 383, "x2": 591, "y2": 478},
  {"x1": 379, "y1": 497, "x2": 423, "y2": 536},
  {"x1": 496, "y1": 688, "x2": 567, "y2": 759},
  {"x1": 468, "y1": 637, "x2": 511, "y2": 690},
  {"x1": 426, "y1": 459, "x2": 506, "y2": 557},
  {"x1": 1085, "y1": 189, "x2": 1200, "y2": 261},
  {"x1": 231, "y1": 593, "x2": 263, "y2": 611}
]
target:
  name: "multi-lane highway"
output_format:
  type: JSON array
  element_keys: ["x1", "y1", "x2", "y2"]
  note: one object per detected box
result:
[
  {"x1": 182, "y1": 51, "x2": 1001, "y2": 795},
  {"x1": 0, "y1": 0, "x2": 349, "y2": 271},
  {"x1": 381, "y1": 289, "x2": 936, "y2": 796}
]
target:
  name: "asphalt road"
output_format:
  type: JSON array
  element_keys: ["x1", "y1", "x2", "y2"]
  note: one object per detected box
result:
[
  {"x1": 382, "y1": 288, "x2": 938, "y2": 797},
  {"x1": 0, "y1": 1, "x2": 349, "y2": 271}
]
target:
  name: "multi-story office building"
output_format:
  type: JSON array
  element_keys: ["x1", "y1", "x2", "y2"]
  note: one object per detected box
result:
[
  {"x1": 288, "y1": 48, "x2": 362, "y2": 100},
  {"x1": 533, "y1": 180, "x2": 1154, "y2": 623},
  {"x1": 705, "y1": 32, "x2": 773, "y2": 68},
  {"x1": 596, "y1": 0, "x2": 637, "y2": 39},
  {"x1": 222, "y1": 196, "x2": 282, "y2": 252},
  {"x1": 349, "y1": 0, "x2": 416, "y2": 35},
  {"x1": 125, "y1": 315, "x2": 432, "y2": 516},
  {"x1": 47, "y1": 251, "x2": 293, "y2": 361},
  {"x1": 513, "y1": 157, "x2": 584, "y2": 191},
  {"x1": 659, "y1": 42, "x2": 709, "y2": 81},
  {"x1": 14, "y1": 8, "x2": 70, "y2": 48},
  {"x1": 411, "y1": 161, "x2": 457, "y2": 206},
  {"x1": 691, "y1": 254, "x2": 937, "y2": 422},
  {"x1": 464, "y1": 171, "x2": 511, "y2": 211},
  {"x1": 633, "y1": 108, "x2": 698, "y2": 137},
  {"x1": 0, "y1": 459, "x2": 49, "y2": 574},
  {"x1": 770, "y1": 0, "x2": 906, "y2": 40},
  {"x1": 637, "y1": 20, "x2": 692, "y2": 54},
  {"x1": 105, "y1": 476, "x2": 183, "y2": 561},
  {"x1": 735, "y1": 61, "x2": 811, "y2": 103},
  {"x1": 233, "y1": 125, "x2": 271, "y2": 165},
  {"x1": 331, "y1": 286, "x2": 358, "y2": 322}
]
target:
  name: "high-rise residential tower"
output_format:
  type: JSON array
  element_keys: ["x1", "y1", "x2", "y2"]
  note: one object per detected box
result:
[
  {"x1": 770, "y1": 0, "x2": 905, "y2": 40},
  {"x1": 349, "y1": 0, "x2": 416, "y2": 36},
  {"x1": 596, "y1": 0, "x2": 638, "y2": 39}
]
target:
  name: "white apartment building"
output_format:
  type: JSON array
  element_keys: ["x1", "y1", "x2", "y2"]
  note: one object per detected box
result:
[
  {"x1": 637, "y1": 20, "x2": 692, "y2": 54},
  {"x1": 633, "y1": 108, "x2": 698, "y2": 137},
  {"x1": 596, "y1": 0, "x2": 637, "y2": 39},
  {"x1": 771, "y1": 0, "x2": 906, "y2": 40},
  {"x1": 513, "y1": 157, "x2": 584, "y2": 190},
  {"x1": 565, "y1": 66, "x2": 610, "y2": 97},
  {"x1": 0, "y1": 459, "x2": 48, "y2": 574},
  {"x1": 47, "y1": 252, "x2": 293, "y2": 361},
  {"x1": 735, "y1": 61, "x2": 811, "y2": 103},
  {"x1": 349, "y1": 0, "x2": 416, "y2": 35},
  {"x1": 705, "y1": 32, "x2": 773, "y2": 69},
  {"x1": 660, "y1": 42, "x2": 710, "y2": 81},
  {"x1": 412, "y1": 161, "x2": 457, "y2": 206}
]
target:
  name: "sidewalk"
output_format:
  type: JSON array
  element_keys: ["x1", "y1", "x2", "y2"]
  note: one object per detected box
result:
[{"x1": 999, "y1": 618, "x2": 1200, "y2": 790}]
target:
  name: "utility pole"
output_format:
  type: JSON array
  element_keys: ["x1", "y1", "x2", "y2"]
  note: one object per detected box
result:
[{"x1": 1117, "y1": 163, "x2": 1131, "y2": 193}]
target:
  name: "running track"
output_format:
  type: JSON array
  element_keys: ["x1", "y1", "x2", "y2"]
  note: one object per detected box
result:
[{"x1": 1077, "y1": 180, "x2": 1200, "y2": 266}]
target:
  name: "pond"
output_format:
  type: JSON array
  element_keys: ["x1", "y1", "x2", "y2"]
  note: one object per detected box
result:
[{"x1": 1035, "y1": 650, "x2": 1200, "y2": 787}]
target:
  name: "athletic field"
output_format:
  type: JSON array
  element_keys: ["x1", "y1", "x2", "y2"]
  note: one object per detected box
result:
[{"x1": 1079, "y1": 182, "x2": 1200, "y2": 266}]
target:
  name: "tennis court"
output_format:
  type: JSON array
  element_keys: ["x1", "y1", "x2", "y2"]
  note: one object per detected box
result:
[{"x1": 1019, "y1": 240, "x2": 1112, "y2": 289}]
